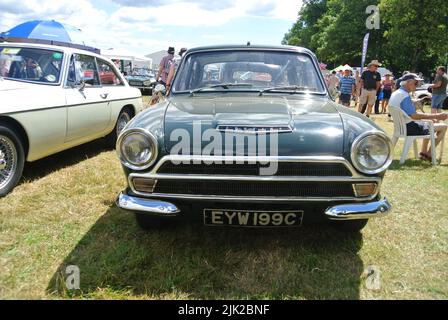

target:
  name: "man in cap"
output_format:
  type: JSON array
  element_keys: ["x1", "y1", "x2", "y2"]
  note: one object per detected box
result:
[
  {"x1": 389, "y1": 73, "x2": 447, "y2": 161},
  {"x1": 359, "y1": 60, "x2": 382, "y2": 117},
  {"x1": 395, "y1": 71, "x2": 410, "y2": 90},
  {"x1": 338, "y1": 67, "x2": 356, "y2": 107},
  {"x1": 156, "y1": 46, "x2": 175, "y2": 86}
]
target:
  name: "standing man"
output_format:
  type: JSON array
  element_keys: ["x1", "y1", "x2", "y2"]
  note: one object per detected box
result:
[
  {"x1": 156, "y1": 46, "x2": 175, "y2": 86},
  {"x1": 430, "y1": 66, "x2": 448, "y2": 113},
  {"x1": 359, "y1": 60, "x2": 382, "y2": 117},
  {"x1": 338, "y1": 68, "x2": 356, "y2": 107}
]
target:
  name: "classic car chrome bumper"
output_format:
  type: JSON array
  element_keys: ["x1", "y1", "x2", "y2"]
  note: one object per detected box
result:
[
  {"x1": 117, "y1": 191, "x2": 391, "y2": 220},
  {"x1": 117, "y1": 192, "x2": 180, "y2": 215},
  {"x1": 324, "y1": 198, "x2": 391, "y2": 220}
]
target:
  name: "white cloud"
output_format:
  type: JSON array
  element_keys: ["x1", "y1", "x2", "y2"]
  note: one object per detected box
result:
[{"x1": 0, "y1": 0, "x2": 303, "y2": 55}]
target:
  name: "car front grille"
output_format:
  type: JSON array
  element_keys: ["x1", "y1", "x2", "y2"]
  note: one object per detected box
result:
[
  {"x1": 152, "y1": 180, "x2": 356, "y2": 198},
  {"x1": 156, "y1": 161, "x2": 352, "y2": 177}
]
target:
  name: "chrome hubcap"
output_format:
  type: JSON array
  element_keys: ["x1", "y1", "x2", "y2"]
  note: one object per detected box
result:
[
  {"x1": 117, "y1": 113, "x2": 131, "y2": 136},
  {"x1": 0, "y1": 135, "x2": 17, "y2": 190}
]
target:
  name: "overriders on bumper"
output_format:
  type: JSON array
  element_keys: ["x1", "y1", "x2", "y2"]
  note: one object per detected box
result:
[
  {"x1": 117, "y1": 192, "x2": 180, "y2": 216},
  {"x1": 324, "y1": 198, "x2": 391, "y2": 220},
  {"x1": 117, "y1": 191, "x2": 391, "y2": 221}
]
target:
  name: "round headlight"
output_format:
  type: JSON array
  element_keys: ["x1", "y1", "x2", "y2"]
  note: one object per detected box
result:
[
  {"x1": 351, "y1": 132, "x2": 393, "y2": 174},
  {"x1": 117, "y1": 129, "x2": 158, "y2": 170}
]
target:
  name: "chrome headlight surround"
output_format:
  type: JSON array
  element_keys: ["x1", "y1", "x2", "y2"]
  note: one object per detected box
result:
[
  {"x1": 350, "y1": 131, "x2": 393, "y2": 175},
  {"x1": 116, "y1": 128, "x2": 158, "y2": 171}
]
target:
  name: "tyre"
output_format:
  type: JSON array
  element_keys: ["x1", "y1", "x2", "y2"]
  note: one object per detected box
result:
[
  {"x1": 135, "y1": 213, "x2": 177, "y2": 230},
  {"x1": 330, "y1": 219, "x2": 368, "y2": 233},
  {"x1": 0, "y1": 126, "x2": 25, "y2": 197},
  {"x1": 106, "y1": 108, "x2": 133, "y2": 148}
]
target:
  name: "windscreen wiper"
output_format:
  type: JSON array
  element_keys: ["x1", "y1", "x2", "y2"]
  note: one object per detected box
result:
[
  {"x1": 190, "y1": 83, "x2": 253, "y2": 96},
  {"x1": 258, "y1": 85, "x2": 310, "y2": 96}
]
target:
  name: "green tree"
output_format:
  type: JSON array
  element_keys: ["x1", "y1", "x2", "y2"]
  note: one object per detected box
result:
[
  {"x1": 282, "y1": 0, "x2": 328, "y2": 51},
  {"x1": 380, "y1": 0, "x2": 448, "y2": 75},
  {"x1": 283, "y1": 0, "x2": 448, "y2": 76},
  {"x1": 314, "y1": 0, "x2": 381, "y2": 67}
]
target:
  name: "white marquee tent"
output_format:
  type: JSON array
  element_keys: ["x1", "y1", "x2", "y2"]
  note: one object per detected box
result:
[{"x1": 101, "y1": 48, "x2": 153, "y2": 70}]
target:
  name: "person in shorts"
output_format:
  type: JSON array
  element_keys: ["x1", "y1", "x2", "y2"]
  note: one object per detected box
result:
[
  {"x1": 338, "y1": 68, "x2": 356, "y2": 107},
  {"x1": 156, "y1": 46, "x2": 175, "y2": 86},
  {"x1": 359, "y1": 60, "x2": 382, "y2": 117},
  {"x1": 430, "y1": 66, "x2": 448, "y2": 113},
  {"x1": 166, "y1": 47, "x2": 187, "y2": 92},
  {"x1": 389, "y1": 73, "x2": 448, "y2": 161},
  {"x1": 381, "y1": 73, "x2": 394, "y2": 114}
]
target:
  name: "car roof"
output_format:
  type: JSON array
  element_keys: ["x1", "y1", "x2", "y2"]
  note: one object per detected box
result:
[
  {"x1": 186, "y1": 44, "x2": 315, "y2": 56},
  {"x1": 0, "y1": 41, "x2": 104, "y2": 59}
]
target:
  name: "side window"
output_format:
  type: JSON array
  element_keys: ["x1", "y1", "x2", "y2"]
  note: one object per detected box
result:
[
  {"x1": 96, "y1": 58, "x2": 124, "y2": 86},
  {"x1": 66, "y1": 54, "x2": 100, "y2": 87}
]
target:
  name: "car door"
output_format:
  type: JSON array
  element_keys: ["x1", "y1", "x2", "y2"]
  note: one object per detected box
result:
[
  {"x1": 64, "y1": 53, "x2": 111, "y2": 142},
  {"x1": 95, "y1": 58, "x2": 127, "y2": 129}
]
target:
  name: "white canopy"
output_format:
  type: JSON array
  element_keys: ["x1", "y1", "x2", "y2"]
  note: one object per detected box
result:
[{"x1": 101, "y1": 48, "x2": 152, "y2": 68}]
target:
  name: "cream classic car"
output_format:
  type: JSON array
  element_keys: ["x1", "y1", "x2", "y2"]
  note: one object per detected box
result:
[{"x1": 0, "y1": 40, "x2": 143, "y2": 196}]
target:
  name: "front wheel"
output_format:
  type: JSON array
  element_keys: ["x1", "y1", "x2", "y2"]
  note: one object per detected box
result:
[
  {"x1": 330, "y1": 219, "x2": 368, "y2": 233},
  {"x1": 0, "y1": 126, "x2": 25, "y2": 197},
  {"x1": 106, "y1": 108, "x2": 132, "y2": 148}
]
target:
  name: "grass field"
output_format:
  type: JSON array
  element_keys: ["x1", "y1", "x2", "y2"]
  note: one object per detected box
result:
[{"x1": 0, "y1": 100, "x2": 447, "y2": 300}]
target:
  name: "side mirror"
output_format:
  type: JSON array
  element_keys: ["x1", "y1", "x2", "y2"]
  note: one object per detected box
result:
[{"x1": 76, "y1": 80, "x2": 86, "y2": 91}]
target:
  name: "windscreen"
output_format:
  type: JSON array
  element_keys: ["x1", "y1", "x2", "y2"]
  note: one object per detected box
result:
[
  {"x1": 0, "y1": 46, "x2": 63, "y2": 84},
  {"x1": 172, "y1": 50, "x2": 325, "y2": 94}
]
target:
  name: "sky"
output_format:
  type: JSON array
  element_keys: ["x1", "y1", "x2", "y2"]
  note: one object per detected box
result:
[{"x1": 0, "y1": 0, "x2": 303, "y2": 56}]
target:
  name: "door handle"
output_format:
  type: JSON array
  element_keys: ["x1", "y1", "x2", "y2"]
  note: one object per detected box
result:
[{"x1": 100, "y1": 93, "x2": 109, "y2": 99}]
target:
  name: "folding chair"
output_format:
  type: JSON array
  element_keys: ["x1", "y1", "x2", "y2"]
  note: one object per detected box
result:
[{"x1": 388, "y1": 105, "x2": 443, "y2": 165}]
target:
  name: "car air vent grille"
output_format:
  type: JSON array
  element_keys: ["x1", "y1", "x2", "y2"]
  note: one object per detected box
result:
[
  {"x1": 153, "y1": 180, "x2": 355, "y2": 198},
  {"x1": 156, "y1": 161, "x2": 352, "y2": 177}
]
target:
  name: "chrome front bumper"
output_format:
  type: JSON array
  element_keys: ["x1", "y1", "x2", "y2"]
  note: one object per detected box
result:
[
  {"x1": 324, "y1": 198, "x2": 391, "y2": 220},
  {"x1": 117, "y1": 191, "x2": 391, "y2": 221},
  {"x1": 117, "y1": 192, "x2": 180, "y2": 216}
]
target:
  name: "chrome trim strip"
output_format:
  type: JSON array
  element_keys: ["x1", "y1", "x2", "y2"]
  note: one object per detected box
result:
[
  {"x1": 132, "y1": 173, "x2": 380, "y2": 183},
  {"x1": 325, "y1": 198, "x2": 391, "y2": 220},
  {"x1": 116, "y1": 192, "x2": 180, "y2": 215},
  {"x1": 216, "y1": 125, "x2": 293, "y2": 134},
  {"x1": 129, "y1": 193, "x2": 379, "y2": 202},
  {"x1": 152, "y1": 155, "x2": 360, "y2": 177}
]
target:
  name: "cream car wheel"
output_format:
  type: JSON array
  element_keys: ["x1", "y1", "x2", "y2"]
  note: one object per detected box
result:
[
  {"x1": 116, "y1": 111, "x2": 131, "y2": 137},
  {"x1": 0, "y1": 127, "x2": 25, "y2": 197},
  {"x1": 107, "y1": 108, "x2": 133, "y2": 148}
]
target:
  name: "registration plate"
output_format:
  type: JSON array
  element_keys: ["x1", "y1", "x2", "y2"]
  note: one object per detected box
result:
[{"x1": 203, "y1": 209, "x2": 303, "y2": 227}]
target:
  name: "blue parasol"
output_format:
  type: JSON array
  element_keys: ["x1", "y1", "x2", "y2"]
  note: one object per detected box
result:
[{"x1": 0, "y1": 20, "x2": 99, "y2": 54}]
